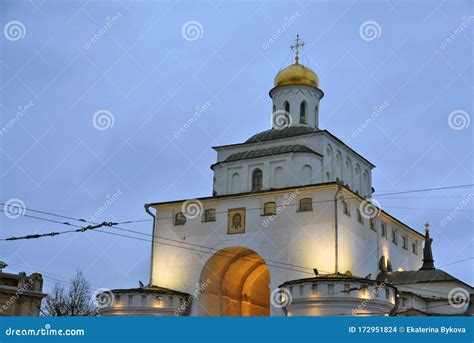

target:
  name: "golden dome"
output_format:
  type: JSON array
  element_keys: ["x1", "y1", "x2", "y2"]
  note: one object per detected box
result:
[{"x1": 274, "y1": 62, "x2": 319, "y2": 88}]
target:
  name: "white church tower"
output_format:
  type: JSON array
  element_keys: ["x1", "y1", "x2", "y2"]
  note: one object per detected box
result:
[
  {"x1": 98, "y1": 36, "x2": 473, "y2": 317},
  {"x1": 212, "y1": 35, "x2": 373, "y2": 198}
]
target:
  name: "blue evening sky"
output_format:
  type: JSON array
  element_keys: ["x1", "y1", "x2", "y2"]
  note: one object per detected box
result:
[{"x1": 1, "y1": 0, "x2": 472, "y2": 293}]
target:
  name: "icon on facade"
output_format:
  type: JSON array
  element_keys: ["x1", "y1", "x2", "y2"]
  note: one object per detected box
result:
[{"x1": 227, "y1": 208, "x2": 246, "y2": 234}]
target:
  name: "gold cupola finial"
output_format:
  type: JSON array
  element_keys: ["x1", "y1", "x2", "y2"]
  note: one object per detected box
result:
[
  {"x1": 290, "y1": 34, "x2": 305, "y2": 64},
  {"x1": 274, "y1": 35, "x2": 319, "y2": 88}
]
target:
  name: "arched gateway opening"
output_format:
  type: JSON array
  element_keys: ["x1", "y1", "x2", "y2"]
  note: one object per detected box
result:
[{"x1": 197, "y1": 247, "x2": 270, "y2": 316}]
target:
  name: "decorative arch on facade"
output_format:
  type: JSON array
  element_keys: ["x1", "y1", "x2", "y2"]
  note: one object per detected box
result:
[
  {"x1": 300, "y1": 101, "x2": 307, "y2": 124},
  {"x1": 326, "y1": 144, "x2": 334, "y2": 181},
  {"x1": 251, "y1": 169, "x2": 263, "y2": 191},
  {"x1": 302, "y1": 164, "x2": 312, "y2": 185},
  {"x1": 273, "y1": 167, "x2": 284, "y2": 188},
  {"x1": 345, "y1": 157, "x2": 353, "y2": 188},
  {"x1": 335, "y1": 151, "x2": 343, "y2": 181},
  {"x1": 231, "y1": 172, "x2": 240, "y2": 194},
  {"x1": 355, "y1": 164, "x2": 362, "y2": 194}
]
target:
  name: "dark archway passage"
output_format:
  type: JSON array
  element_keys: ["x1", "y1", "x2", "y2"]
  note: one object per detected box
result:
[{"x1": 197, "y1": 247, "x2": 270, "y2": 316}]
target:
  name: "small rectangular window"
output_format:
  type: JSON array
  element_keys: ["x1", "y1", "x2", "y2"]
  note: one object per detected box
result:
[
  {"x1": 299, "y1": 285, "x2": 304, "y2": 296},
  {"x1": 203, "y1": 209, "x2": 216, "y2": 222},
  {"x1": 174, "y1": 212, "x2": 186, "y2": 225},
  {"x1": 402, "y1": 235, "x2": 408, "y2": 249},
  {"x1": 263, "y1": 202, "x2": 276, "y2": 216},
  {"x1": 357, "y1": 210, "x2": 364, "y2": 224},
  {"x1": 381, "y1": 222, "x2": 387, "y2": 238},
  {"x1": 412, "y1": 241, "x2": 418, "y2": 255},
  {"x1": 141, "y1": 295, "x2": 147, "y2": 305},
  {"x1": 298, "y1": 198, "x2": 313, "y2": 212},
  {"x1": 328, "y1": 284, "x2": 334, "y2": 295},
  {"x1": 392, "y1": 229, "x2": 397, "y2": 245},
  {"x1": 342, "y1": 201, "x2": 350, "y2": 216},
  {"x1": 370, "y1": 218, "x2": 376, "y2": 231},
  {"x1": 311, "y1": 283, "x2": 318, "y2": 293}
]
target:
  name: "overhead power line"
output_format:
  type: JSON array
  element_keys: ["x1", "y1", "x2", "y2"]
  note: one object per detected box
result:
[
  {"x1": 2, "y1": 183, "x2": 473, "y2": 225},
  {"x1": 1, "y1": 221, "x2": 116, "y2": 241}
]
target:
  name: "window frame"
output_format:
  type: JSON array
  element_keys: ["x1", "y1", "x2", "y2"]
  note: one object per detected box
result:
[
  {"x1": 391, "y1": 229, "x2": 398, "y2": 245},
  {"x1": 342, "y1": 200, "x2": 350, "y2": 216},
  {"x1": 174, "y1": 212, "x2": 186, "y2": 226},
  {"x1": 202, "y1": 208, "x2": 216, "y2": 222},
  {"x1": 370, "y1": 218, "x2": 376, "y2": 231},
  {"x1": 356, "y1": 209, "x2": 364, "y2": 224},
  {"x1": 251, "y1": 169, "x2": 263, "y2": 192},
  {"x1": 381, "y1": 222, "x2": 387, "y2": 238},
  {"x1": 298, "y1": 197, "x2": 313, "y2": 212},
  {"x1": 300, "y1": 101, "x2": 306, "y2": 124},
  {"x1": 262, "y1": 202, "x2": 276, "y2": 216}
]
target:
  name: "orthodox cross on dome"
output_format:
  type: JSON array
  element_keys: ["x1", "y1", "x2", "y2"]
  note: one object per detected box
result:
[{"x1": 290, "y1": 34, "x2": 305, "y2": 64}]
